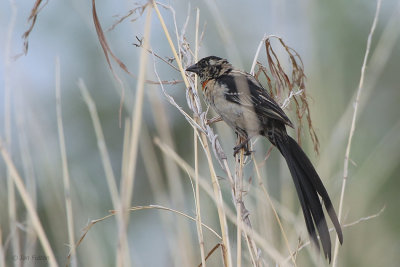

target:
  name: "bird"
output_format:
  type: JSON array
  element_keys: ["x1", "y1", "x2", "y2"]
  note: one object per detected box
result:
[{"x1": 186, "y1": 56, "x2": 343, "y2": 261}]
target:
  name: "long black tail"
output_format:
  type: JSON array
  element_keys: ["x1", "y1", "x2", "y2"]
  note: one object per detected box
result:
[{"x1": 273, "y1": 134, "x2": 343, "y2": 261}]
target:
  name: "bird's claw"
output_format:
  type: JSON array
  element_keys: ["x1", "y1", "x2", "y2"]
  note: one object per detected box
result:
[{"x1": 233, "y1": 144, "x2": 253, "y2": 157}]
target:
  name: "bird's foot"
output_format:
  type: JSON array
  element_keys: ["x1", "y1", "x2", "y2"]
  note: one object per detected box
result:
[{"x1": 233, "y1": 140, "x2": 253, "y2": 157}]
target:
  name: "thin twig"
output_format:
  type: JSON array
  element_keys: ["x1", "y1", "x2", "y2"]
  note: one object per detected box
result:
[{"x1": 134, "y1": 37, "x2": 180, "y2": 71}]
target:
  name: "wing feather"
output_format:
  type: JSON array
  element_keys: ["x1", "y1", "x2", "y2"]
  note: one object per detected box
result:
[{"x1": 217, "y1": 71, "x2": 293, "y2": 127}]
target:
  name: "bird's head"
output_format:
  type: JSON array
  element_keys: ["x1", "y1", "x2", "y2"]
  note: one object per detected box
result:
[{"x1": 186, "y1": 56, "x2": 233, "y2": 82}]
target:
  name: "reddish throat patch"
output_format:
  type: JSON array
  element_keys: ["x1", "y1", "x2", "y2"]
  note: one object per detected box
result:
[{"x1": 202, "y1": 80, "x2": 210, "y2": 90}]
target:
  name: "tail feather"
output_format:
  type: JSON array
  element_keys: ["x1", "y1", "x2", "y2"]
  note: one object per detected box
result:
[
  {"x1": 287, "y1": 136, "x2": 343, "y2": 244},
  {"x1": 274, "y1": 134, "x2": 343, "y2": 261}
]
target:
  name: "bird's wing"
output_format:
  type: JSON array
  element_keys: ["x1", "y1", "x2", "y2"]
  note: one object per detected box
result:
[{"x1": 217, "y1": 71, "x2": 293, "y2": 127}]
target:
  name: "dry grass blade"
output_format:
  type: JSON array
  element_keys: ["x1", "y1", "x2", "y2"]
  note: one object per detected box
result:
[
  {"x1": 91, "y1": 0, "x2": 128, "y2": 125},
  {"x1": 92, "y1": 0, "x2": 133, "y2": 77},
  {"x1": 78, "y1": 77, "x2": 130, "y2": 265},
  {"x1": 117, "y1": 5, "x2": 152, "y2": 267},
  {"x1": 0, "y1": 141, "x2": 58, "y2": 267},
  {"x1": 120, "y1": 4, "x2": 151, "y2": 216},
  {"x1": 78, "y1": 79, "x2": 120, "y2": 209},
  {"x1": 332, "y1": 0, "x2": 382, "y2": 265}
]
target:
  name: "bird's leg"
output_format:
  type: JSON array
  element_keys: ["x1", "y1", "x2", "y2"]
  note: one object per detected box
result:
[
  {"x1": 206, "y1": 116, "x2": 223, "y2": 125},
  {"x1": 233, "y1": 135, "x2": 253, "y2": 157}
]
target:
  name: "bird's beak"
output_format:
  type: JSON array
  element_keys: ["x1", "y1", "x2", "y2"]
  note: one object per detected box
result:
[{"x1": 186, "y1": 63, "x2": 200, "y2": 74}]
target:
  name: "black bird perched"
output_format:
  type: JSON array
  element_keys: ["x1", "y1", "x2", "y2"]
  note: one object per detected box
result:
[{"x1": 186, "y1": 56, "x2": 343, "y2": 261}]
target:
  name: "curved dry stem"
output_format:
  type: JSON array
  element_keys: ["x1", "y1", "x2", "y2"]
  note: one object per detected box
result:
[{"x1": 67, "y1": 204, "x2": 222, "y2": 266}]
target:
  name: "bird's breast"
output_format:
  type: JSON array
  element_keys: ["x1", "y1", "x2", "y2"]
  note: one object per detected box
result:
[{"x1": 204, "y1": 81, "x2": 262, "y2": 137}]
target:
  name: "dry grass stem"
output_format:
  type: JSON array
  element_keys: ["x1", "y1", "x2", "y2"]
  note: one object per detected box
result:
[
  {"x1": 252, "y1": 154, "x2": 297, "y2": 266},
  {"x1": 79, "y1": 79, "x2": 129, "y2": 266},
  {"x1": 118, "y1": 5, "x2": 153, "y2": 267},
  {"x1": 154, "y1": 138, "x2": 286, "y2": 263},
  {"x1": 236, "y1": 151, "x2": 244, "y2": 267},
  {"x1": 233, "y1": 147, "x2": 259, "y2": 266},
  {"x1": 332, "y1": 0, "x2": 382, "y2": 265},
  {"x1": 78, "y1": 79, "x2": 120, "y2": 209},
  {"x1": 318, "y1": 3, "x2": 400, "y2": 178},
  {"x1": 286, "y1": 206, "x2": 385, "y2": 264},
  {"x1": 15, "y1": 90, "x2": 38, "y2": 264},
  {"x1": 198, "y1": 243, "x2": 222, "y2": 267},
  {"x1": 55, "y1": 57, "x2": 76, "y2": 267},
  {"x1": 152, "y1": 1, "x2": 233, "y2": 265},
  {"x1": 194, "y1": 8, "x2": 207, "y2": 267},
  {"x1": 148, "y1": 42, "x2": 197, "y2": 267},
  {"x1": 127, "y1": 205, "x2": 221, "y2": 238},
  {"x1": 67, "y1": 204, "x2": 222, "y2": 265}
]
